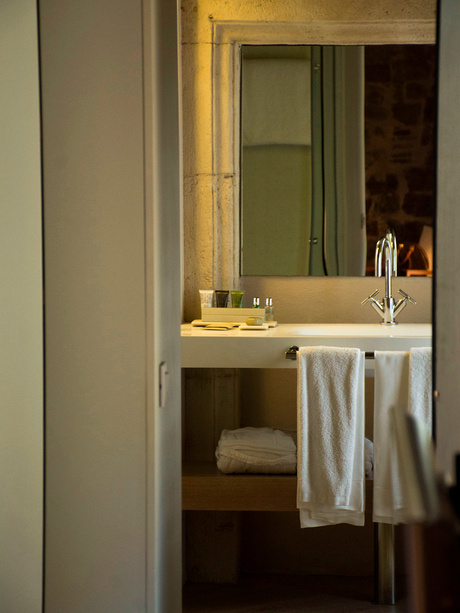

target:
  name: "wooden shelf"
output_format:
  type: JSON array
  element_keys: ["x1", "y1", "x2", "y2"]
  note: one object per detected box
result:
[
  {"x1": 182, "y1": 462, "x2": 372, "y2": 511},
  {"x1": 183, "y1": 462, "x2": 373, "y2": 513},
  {"x1": 183, "y1": 462, "x2": 297, "y2": 511}
]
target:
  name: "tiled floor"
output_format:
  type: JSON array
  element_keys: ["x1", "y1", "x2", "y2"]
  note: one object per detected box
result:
[{"x1": 183, "y1": 575, "x2": 407, "y2": 612}]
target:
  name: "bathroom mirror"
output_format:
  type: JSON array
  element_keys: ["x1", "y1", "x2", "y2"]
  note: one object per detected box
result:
[{"x1": 240, "y1": 44, "x2": 436, "y2": 277}]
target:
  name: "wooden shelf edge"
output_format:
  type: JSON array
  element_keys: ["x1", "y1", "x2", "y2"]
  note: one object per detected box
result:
[
  {"x1": 182, "y1": 462, "x2": 373, "y2": 513},
  {"x1": 182, "y1": 462, "x2": 297, "y2": 511}
]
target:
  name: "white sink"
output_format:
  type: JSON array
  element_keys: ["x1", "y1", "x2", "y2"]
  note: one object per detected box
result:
[
  {"x1": 276, "y1": 323, "x2": 431, "y2": 338},
  {"x1": 181, "y1": 322, "x2": 432, "y2": 369}
]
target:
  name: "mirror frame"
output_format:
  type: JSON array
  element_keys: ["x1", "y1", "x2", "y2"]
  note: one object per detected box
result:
[{"x1": 210, "y1": 19, "x2": 436, "y2": 289}]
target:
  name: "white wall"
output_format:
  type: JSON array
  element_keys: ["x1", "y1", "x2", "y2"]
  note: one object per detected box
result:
[
  {"x1": 40, "y1": 0, "x2": 182, "y2": 610},
  {"x1": 143, "y1": 0, "x2": 183, "y2": 609},
  {"x1": 40, "y1": 1, "x2": 147, "y2": 611},
  {"x1": 0, "y1": 2, "x2": 44, "y2": 611}
]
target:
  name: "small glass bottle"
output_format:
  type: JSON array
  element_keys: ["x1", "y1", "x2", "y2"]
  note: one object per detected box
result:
[
  {"x1": 265, "y1": 297, "x2": 274, "y2": 321},
  {"x1": 252, "y1": 297, "x2": 260, "y2": 308}
]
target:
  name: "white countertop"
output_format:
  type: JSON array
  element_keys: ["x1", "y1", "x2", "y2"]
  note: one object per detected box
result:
[{"x1": 181, "y1": 323, "x2": 432, "y2": 369}]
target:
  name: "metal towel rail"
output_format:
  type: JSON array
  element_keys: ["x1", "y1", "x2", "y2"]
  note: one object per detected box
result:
[{"x1": 285, "y1": 346, "x2": 375, "y2": 360}]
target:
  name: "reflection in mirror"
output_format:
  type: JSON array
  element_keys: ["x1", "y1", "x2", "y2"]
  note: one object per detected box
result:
[
  {"x1": 241, "y1": 46, "x2": 313, "y2": 276},
  {"x1": 240, "y1": 45, "x2": 436, "y2": 277}
]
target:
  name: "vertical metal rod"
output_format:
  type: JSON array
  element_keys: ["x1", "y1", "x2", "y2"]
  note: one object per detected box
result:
[
  {"x1": 385, "y1": 258, "x2": 392, "y2": 298},
  {"x1": 374, "y1": 522, "x2": 395, "y2": 605}
]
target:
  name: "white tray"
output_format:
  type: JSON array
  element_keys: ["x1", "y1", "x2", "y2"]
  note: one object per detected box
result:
[{"x1": 191, "y1": 319, "x2": 277, "y2": 328}]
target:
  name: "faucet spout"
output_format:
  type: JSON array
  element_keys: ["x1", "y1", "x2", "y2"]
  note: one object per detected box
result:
[{"x1": 375, "y1": 228, "x2": 398, "y2": 279}]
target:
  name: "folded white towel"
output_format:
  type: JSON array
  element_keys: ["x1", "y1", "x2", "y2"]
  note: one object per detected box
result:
[
  {"x1": 373, "y1": 348, "x2": 432, "y2": 524},
  {"x1": 216, "y1": 427, "x2": 297, "y2": 474},
  {"x1": 297, "y1": 346, "x2": 365, "y2": 527}
]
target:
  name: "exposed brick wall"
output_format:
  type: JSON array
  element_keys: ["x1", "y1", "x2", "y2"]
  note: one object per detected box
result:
[{"x1": 365, "y1": 45, "x2": 436, "y2": 274}]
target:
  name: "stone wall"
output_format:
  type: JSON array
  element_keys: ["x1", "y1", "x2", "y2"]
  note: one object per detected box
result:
[
  {"x1": 365, "y1": 45, "x2": 436, "y2": 274},
  {"x1": 181, "y1": 0, "x2": 436, "y2": 321}
]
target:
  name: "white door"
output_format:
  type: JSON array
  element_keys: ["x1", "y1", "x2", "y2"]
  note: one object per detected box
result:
[
  {"x1": 143, "y1": 0, "x2": 183, "y2": 610},
  {"x1": 40, "y1": 0, "x2": 182, "y2": 611},
  {"x1": 436, "y1": 0, "x2": 460, "y2": 482},
  {"x1": 0, "y1": 1, "x2": 44, "y2": 611}
]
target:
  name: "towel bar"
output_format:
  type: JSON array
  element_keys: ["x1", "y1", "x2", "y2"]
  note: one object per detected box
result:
[{"x1": 285, "y1": 346, "x2": 375, "y2": 360}]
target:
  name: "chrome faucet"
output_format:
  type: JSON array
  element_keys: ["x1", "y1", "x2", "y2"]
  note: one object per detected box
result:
[
  {"x1": 362, "y1": 228, "x2": 416, "y2": 325},
  {"x1": 375, "y1": 228, "x2": 398, "y2": 279}
]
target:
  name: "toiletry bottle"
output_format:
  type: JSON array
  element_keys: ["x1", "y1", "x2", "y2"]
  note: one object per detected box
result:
[
  {"x1": 252, "y1": 297, "x2": 260, "y2": 308},
  {"x1": 265, "y1": 297, "x2": 274, "y2": 321}
]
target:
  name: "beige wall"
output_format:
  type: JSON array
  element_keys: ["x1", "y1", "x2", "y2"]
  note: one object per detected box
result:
[
  {"x1": 0, "y1": 2, "x2": 44, "y2": 610},
  {"x1": 181, "y1": 0, "x2": 435, "y2": 323}
]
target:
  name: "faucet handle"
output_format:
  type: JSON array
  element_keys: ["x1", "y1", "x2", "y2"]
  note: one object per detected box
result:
[
  {"x1": 398, "y1": 289, "x2": 416, "y2": 305},
  {"x1": 361, "y1": 289, "x2": 379, "y2": 305}
]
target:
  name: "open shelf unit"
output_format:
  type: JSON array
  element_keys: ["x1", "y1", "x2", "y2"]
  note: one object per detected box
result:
[{"x1": 183, "y1": 462, "x2": 373, "y2": 513}]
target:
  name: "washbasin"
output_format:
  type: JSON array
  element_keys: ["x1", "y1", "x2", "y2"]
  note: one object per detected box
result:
[
  {"x1": 181, "y1": 322, "x2": 431, "y2": 368},
  {"x1": 277, "y1": 323, "x2": 432, "y2": 338}
]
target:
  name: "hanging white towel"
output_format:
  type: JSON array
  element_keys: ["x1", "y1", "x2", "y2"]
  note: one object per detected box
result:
[
  {"x1": 408, "y1": 347, "x2": 432, "y2": 432},
  {"x1": 297, "y1": 346, "x2": 365, "y2": 527},
  {"x1": 365, "y1": 438, "x2": 374, "y2": 480},
  {"x1": 373, "y1": 348, "x2": 432, "y2": 524},
  {"x1": 373, "y1": 351, "x2": 409, "y2": 524}
]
